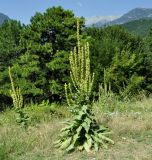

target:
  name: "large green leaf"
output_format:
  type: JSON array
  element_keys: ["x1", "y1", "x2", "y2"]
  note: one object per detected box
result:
[
  {"x1": 82, "y1": 105, "x2": 88, "y2": 112},
  {"x1": 94, "y1": 142, "x2": 99, "y2": 151},
  {"x1": 66, "y1": 144, "x2": 74, "y2": 152},
  {"x1": 99, "y1": 134, "x2": 114, "y2": 144},
  {"x1": 84, "y1": 117, "x2": 91, "y2": 126},
  {"x1": 81, "y1": 121, "x2": 89, "y2": 133},
  {"x1": 73, "y1": 132, "x2": 80, "y2": 144},
  {"x1": 60, "y1": 137, "x2": 72, "y2": 149},
  {"x1": 76, "y1": 126, "x2": 82, "y2": 134},
  {"x1": 92, "y1": 135, "x2": 108, "y2": 149},
  {"x1": 77, "y1": 145, "x2": 84, "y2": 151},
  {"x1": 83, "y1": 141, "x2": 91, "y2": 152}
]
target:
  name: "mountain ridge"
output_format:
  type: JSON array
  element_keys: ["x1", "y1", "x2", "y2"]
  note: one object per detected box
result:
[
  {"x1": 0, "y1": 12, "x2": 9, "y2": 25},
  {"x1": 110, "y1": 8, "x2": 152, "y2": 25},
  {"x1": 85, "y1": 16, "x2": 119, "y2": 27},
  {"x1": 87, "y1": 8, "x2": 152, "y2": 27}
]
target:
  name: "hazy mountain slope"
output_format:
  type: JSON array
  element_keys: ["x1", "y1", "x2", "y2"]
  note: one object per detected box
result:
[
  {"x1": 93, "y1": 8, "x2": 152, "y2": 27},
  {"x1": 0, "y1": 13, "x2": 9, "y2": 25},
  {"x1": 85, "y1": 16, "x2": 119, "y2": 27},
  {"x1": 111, "y1": 8, "x2": 152, "y2": 25}
]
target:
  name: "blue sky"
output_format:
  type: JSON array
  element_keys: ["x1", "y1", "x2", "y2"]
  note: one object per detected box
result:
[{"x1": 0, "y1": 0, "x2": 152, "y2": 24}]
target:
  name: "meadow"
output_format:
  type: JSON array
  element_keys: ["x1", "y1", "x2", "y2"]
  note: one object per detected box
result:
[{"x1": 0, "y1": 95, "x2": 152, "y2": 160}]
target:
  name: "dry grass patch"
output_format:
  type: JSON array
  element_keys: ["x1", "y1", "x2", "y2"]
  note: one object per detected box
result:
[{"x1": 0, "y1": 97, "x2": 152, "y2": 160}]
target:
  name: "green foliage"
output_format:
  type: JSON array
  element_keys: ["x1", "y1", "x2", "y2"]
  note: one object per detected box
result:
[
  {"x1": 0, "y1": 144, "x2": 11, "y2": 160},
  {"x1": 9, "y1": 53, "x2": 43, "y2": 98},
  {"x1": 11, "y1": 6, "x2": 85, "y2": 102},
  {"x1": 96, "y1": 83, "x2": 133, "y2": 112},
  {"x1": 104, "y1": 49, "x2": 144, "y2": 97},
  {"x1": 142, "y1": 29, "x2": 152, "y2": 92},
  {"x1": 55, "y1": 105, "x2": 114, "y2": 152},
  {"x1": 97, "y1": 82, "x2": 118, "y2": 112},
  {"x1": 14, "y1": 107, "x2": 29, "y2": 128},
  {"x1": 0, "y1": 20, "x2": 23, "y2": 107},
  {"x1": 122, "y1": 19, "x2": 152, "y2": 37},
  {"x1": 86, "y1": 26, "x2": 145, "y2": 95},
  {"x1": 0, "y1": 20, "x2": 22, "y2": 68}
]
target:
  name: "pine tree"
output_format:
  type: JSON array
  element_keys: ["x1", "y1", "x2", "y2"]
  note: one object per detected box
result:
[{"x1": 10, "y1": 6, "x2": 85, "y2": 102}]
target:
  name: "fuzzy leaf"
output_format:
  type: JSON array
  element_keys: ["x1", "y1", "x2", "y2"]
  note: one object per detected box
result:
[
  {"x1": 60, "y1": 123, "x2": 75, "y2": 132},
  {"x1": 60, "y1": 130, "x2": 70, "y2": 137},
  {"x1": 54, "y1": 139, "x2": 61, "y2": 145},
  {"x1": 66, "y1": 144, "x2": 74, "y2": 152},
  {"x1": 99, "y1": 131, "x2": 112, "y2": 136},
  {"x1": 75, "y1": 114, "x2": 83, "y2": 121},
  {"x1": 60, "y1": 137, "x2": 72, "y2": 149},
  {"x1": 76, "y1": 125, "x2": 82, "y2": 134},
  {"x1": 81, "y1": 121, "x2": 89, "y2": 133},
  {"x1": 84, "y1": 117, "x2": 91, "y2": 125},
  {"x1": 54, "y1": 140, "x2": 62, "y2": 148},
  {"x1": 99, "y1": 135, "x2": 114, "y2": 144},
  {"x1": 92, "y1": 135, "x2": 108, "y2": 149},
  {"x1": 94, "y1": 142, "x2": 99, "y2": 151},
  {"x1": 87, "y1": 137, "x2": 92, "y2": 149},
  {"x1": 78, "y1": 145, "x2": 84, "y2": 151},
  {"x1": 99, "y1": 125, "x2": 108, "y2": 131},
  {"x1": 82, "y1": 105, "x2": 88, "y2": 112},
  {"x1": 73, "y1": 132, "x2": 80, "y2": 144},
  {"x1": 83, "y1": 141, "x2": 91, "y2": 152}
]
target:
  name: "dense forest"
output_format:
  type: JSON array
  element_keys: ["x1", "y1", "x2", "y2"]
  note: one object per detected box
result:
[{"x1": 1, "y1": 6, "x2": 152, "y2": 159}]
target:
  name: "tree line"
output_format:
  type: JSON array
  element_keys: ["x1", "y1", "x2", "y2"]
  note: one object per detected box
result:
[{"x1": 1, "y1": 6, "x2": 152, "y2": 109}]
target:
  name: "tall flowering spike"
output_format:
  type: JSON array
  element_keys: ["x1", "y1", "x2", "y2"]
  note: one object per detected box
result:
[
  {"x1": 9, "y1": 66, "x2": 23, "y2": 109},
  {"x1": 65, "y1": 18, "x2": 94, "y2": 109}
]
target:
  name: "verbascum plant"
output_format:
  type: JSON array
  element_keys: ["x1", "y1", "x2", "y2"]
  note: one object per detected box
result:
[
  {"x1": 9, "y1": 67, "x2": 29, "y2": 128},
  {"x1": 65, "y1": 20, "x2": 94, "y2": 114},
  {"x1": 55, "y1": 19, "x2": 114, "y2": 152}
]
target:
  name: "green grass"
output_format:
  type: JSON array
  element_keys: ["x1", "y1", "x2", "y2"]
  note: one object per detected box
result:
[{"x1": 0, "y1": 97, "x2": 152, "y2": 160}]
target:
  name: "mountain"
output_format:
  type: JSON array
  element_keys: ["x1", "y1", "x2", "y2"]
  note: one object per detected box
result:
[
  {"x1": 93, "y1": 8, "x2": 152, "y2": 27},
  {"x1": 85, "y1": 16, "x2": 119, "y2": 27},
  {"x1": 111, "y1": 8, "x2": 152, "y2": 25},
  {"x1": 121, "y1": 19, "x2": 152, "y2": 36},
  {"x1": 0, "y1": 12, "x2": 9, "y2": 25}
]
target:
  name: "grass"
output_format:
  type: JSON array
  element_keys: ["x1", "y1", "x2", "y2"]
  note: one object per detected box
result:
[{"x1": 0, "y1": 97, "x2": 152, "y2": 160}]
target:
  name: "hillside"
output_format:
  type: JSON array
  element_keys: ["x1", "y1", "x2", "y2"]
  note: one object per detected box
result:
[
  {"x1": 121, "y1": 19, "x2": 152, "y2": 36},
  {"x1": 111, "y1": 8, "x2": 152, "y2": 25},
  {"x1": 93, "y1": 8, "x2": 152, "y2": 27},
  {"x1": 85, "y1": 16, "x2": 119, "y2": 27},
  {"x1": 0, "y1": 12, "x2": 9, "y2": 25}
]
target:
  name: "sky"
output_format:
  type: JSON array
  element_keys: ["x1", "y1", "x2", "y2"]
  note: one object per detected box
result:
[{"x1": 0, "y1": 0, "x2": 152, "y2": 24}]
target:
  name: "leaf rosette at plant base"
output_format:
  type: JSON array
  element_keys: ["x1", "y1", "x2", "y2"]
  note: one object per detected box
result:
[{"x1": 55, "y1": 105, "x2": 114, "y2": 152}]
